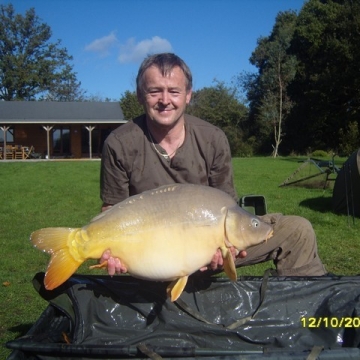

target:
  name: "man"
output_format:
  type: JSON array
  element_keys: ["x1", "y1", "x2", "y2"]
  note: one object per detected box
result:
[{"x1": 100, "y1": 53, "x2": 327, "y2": 277}]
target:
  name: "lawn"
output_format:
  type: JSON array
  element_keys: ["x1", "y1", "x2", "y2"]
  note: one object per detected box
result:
[{"x1": 1, "y1": 157, "x2": 359, "y2": 358}]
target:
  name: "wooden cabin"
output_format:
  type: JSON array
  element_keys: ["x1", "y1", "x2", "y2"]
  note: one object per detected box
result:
[{"x1": 0, "y1": 101, "x2": 127, "y2": 159}]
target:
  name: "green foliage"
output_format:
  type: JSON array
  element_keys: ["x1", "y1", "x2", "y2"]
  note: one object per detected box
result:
[
  {"x1": 0, "y1": 4, "x2": 82, "y2": 101},
  {"x1": 227, "y1": 133, "x2": 255, "y2": 157},
  {"x1": 311, "y1": 150, "x2": 329, "y2": 158},
  {"x1": 188, "y1": 81, "x2": 247, "y2": 127},
  {"x1": 119, "y1": 90, "x2": 144, "y2": 120},
  {"x1": 233, "y1": 0, "x2": 360, "y2": 156},
  {"x1": 187, "y1": 80, "x2": 251, "y2": 156},
  {"x1": 241, "y1": 11, "x2": 298, "y2": 157},
  {"x1": 338, "y1": 121, "x2": 360, "y2": 157},
  {"x1": 39, "y1": 64, "x2": 87, "y2": 101},
  {"x1": 285, "y1": 0, "x2": 360, "y2": 153}
]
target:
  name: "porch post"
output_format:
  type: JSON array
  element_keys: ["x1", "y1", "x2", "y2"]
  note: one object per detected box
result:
[
  {"x1": 85, "y1": 125, "x2": 96, "y2": 159},
  {"x1": 42, "y1": 125, "x2": 54, "y2": 160},
  {"x1": 0, "y1": 126, "x2": 10, "y2": 160}
]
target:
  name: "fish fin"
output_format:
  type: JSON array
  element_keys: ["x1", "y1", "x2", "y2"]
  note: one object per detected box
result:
[
  {"x1": 221, "y1": 247, "x2": 237, "y2": 281},
  {"x1": 44, "y1": 249, "x2": 83, "y2": 290},
  {"x1": 167, "y1": 276, "x2": 189, "y2": 302},
  {"x1": 89, "y1": 261, "x2": 108, "y2": 270},
  {"x1": 30, "y1": 228, "x2": 83, "y2": 290},
  {"x1": 31, "y1": 227, "x2": 74, "y2": 253}
]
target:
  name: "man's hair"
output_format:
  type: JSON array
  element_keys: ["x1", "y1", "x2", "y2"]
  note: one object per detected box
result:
[{"x1": 136, "y1": 53, "x2": 193, "y2": 97}]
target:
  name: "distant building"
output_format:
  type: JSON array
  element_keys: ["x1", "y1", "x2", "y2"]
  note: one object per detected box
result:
[{"x1": 0, "y1": 101, "x2": 127, "y2": 159}]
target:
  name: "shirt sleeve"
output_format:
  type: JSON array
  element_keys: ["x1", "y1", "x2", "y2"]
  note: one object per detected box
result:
[
  {"x1": 208, "y1": 129, "x2": 238, "y2": 202},
  {"x1": 100, "y1": 133, "x2": 130, "y2": 205}
]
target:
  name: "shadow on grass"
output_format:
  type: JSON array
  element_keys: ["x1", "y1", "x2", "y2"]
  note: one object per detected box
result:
[
  {"x1": 279, "y1": 156, "x2": 345, "y2": 168},
  {"x1": 299, "y1": 196, "x2": 333, "y2": 213},
  {"x1": 8, "y1": 322, "x2": 34, "y2": 335},
  {"x1": 278, "y1": 156, "x2": 308, "y2": 163}
]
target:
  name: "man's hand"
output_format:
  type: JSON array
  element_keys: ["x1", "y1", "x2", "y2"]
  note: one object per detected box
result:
[
  {"x1": 101, "y1": 203, "x2": 113, "y2": 212},
  {"x1": 100, "y1": 250, "x2": 127, "y2": 275},
  {"x1": 200, "y1": 247, "x2": 247, "y2": 272}
]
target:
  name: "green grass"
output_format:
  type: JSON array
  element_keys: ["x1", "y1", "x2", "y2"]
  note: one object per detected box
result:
[{"x1": 1, "y1": 157, "x2": 359, "y2": 358}]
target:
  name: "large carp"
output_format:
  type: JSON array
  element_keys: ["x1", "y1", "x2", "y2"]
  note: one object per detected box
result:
[{"x1": 31, "y1": 184, "x2": 273, "y2": 301}]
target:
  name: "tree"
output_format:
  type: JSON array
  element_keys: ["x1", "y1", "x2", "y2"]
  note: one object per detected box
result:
[
  {"x1": 242, "y1": 11, "x2": 298, "y2": 157},
  {"x1": 119, "y1": 90, "x2": 144, "y2": 120},
  {"x1": 338, "y1": 121, "x2": 360, "y2": 157},
  {"x1": 0, "y1": 4, "x2": 82, "y2": 101},
  {"x1": 286, "y1": 0, "x2": 360, "y2": 153},
  {"x1": 39, "y1": 64, "x2": 86, "y2": 101},
  {"x1": 187, "y1": 81, "x2": 250, "y2": 156}
]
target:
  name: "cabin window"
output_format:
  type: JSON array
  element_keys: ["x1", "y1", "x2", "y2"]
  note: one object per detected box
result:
[
  {"x1": 53, "y1": 127, "x2": 70, "y2": 155},
  {"x1": 0, "y1": 127, "x2": 14, "y2": 143}
]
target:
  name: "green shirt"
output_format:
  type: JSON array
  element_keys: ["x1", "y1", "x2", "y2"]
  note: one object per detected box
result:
[{"x1": 100, "y1": 114, "x2": 237, "y2": 205}]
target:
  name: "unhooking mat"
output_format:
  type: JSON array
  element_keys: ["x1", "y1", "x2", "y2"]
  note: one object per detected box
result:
[{"x1": 6, "y1": 271, "x2": 360, "y2": 359}]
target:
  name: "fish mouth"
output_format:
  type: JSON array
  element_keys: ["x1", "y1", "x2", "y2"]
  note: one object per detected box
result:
[{"x1": 265, "y1": 229, "x2": 274, "y2": 242}]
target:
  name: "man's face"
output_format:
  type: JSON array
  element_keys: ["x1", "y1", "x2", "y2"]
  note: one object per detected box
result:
[{"x1": 138, "y1": 65, "x2": 192, "y2": 129}]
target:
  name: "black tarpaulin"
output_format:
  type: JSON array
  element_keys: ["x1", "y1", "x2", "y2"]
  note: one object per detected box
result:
[{"x1": 6, "y1": 272, "x2": 360, "y2": 359}]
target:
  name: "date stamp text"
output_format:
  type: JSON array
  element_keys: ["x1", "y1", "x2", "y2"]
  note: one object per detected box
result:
[{"x1": 301, "y1": 317, "x2": 360, "y2": 328}]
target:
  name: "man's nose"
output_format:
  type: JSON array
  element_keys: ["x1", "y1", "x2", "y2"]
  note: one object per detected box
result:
[{"x1": 159, "y1": 90, "x2": 170, "y2": 104}]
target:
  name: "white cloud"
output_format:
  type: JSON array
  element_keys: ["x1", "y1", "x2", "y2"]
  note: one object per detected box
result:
[
  {"x1": 118, "y1": 36, "x2": 173, "y2": 63},
  {"x1": 85, "y1": 32, "x2": 118, "y2": 57}
]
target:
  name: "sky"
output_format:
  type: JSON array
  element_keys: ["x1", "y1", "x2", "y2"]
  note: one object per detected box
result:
[{"x1": 4, "y1": 0, "x2": 306, "y2": 100}]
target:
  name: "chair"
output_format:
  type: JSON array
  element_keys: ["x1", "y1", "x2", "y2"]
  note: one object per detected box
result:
[
  {"x1": 23, "y1": 146, "x2": 34, "y2": 159},
  {"x1": 5, "y1": 145, "x2": 14, "y2": 159},
  {"x1": 239, "y1": 195, "x2": 267, "y2": 215},
  {"x1": 14, "y1": 145, "x2": 25, "y2": 160}
]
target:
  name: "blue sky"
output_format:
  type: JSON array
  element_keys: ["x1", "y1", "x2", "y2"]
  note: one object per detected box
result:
[{"x1": 5, "y1": 0, "x2": 306, "y2": 100}]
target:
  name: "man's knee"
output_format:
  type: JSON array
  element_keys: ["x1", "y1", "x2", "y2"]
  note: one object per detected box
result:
[{"x1": 272, "y1": 215, "x2": 326, "y2": 276}]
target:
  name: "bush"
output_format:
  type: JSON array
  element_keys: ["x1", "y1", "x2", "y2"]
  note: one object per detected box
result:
[
  {"x1": 338, "y1": 121, "x2": 360, "y2": 157},
  {"x1": 311, "y1": 150, "x2": 328, "y2": 158}
]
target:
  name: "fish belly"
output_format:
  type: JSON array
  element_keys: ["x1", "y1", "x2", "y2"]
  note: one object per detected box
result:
[
  {"x1": 85, "y1": 223, "x2": 224, "y2": 281},
  {"x1": 80, "y1": 185, "x2": 233, "y2": 281}
]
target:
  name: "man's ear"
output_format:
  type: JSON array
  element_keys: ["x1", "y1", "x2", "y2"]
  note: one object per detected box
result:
[
  {"x1": 186, "y1": 89, "x2": 192, "y2": 105},
  {"x1": 137, "y1": 90, "x2": 144, "y2": 105}
]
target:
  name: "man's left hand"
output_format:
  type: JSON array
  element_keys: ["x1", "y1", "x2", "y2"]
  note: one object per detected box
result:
[{"x1": 200, "y1": 248, "x2": 247, "y2": 271}]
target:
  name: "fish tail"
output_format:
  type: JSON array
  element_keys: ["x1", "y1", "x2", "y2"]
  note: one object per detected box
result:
[{"x1": 30, "y1": 227, "x2": 84, "y2": 290}]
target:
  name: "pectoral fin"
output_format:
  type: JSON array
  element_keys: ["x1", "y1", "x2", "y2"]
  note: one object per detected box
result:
[
  {"x1": 166, "y1": 276, "x2": 188, "y2": 302},
  {"x1": 89, "y1": 261, "x2": 108, "y2": 270},
  {"x1": 221, "y1": 247, "x2": 237, "y2": 281}
]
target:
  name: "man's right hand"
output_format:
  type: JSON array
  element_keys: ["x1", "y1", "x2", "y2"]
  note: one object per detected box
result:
[{"x1": 100, "y1": 250, "x2": 128, "y2": 275}]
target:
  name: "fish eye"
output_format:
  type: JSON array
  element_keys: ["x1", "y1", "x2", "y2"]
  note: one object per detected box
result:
[{"x1": 251, "y1": 219, "x2": 260, "y2": 228}]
